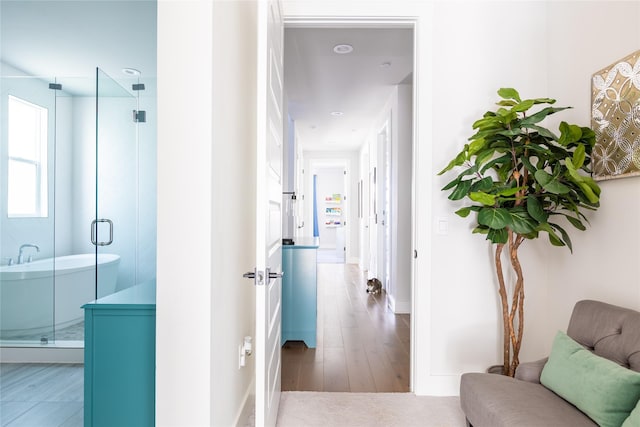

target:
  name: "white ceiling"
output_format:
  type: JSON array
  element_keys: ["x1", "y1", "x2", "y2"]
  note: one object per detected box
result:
[
  {"x1": 1, "y1": 2, "x2": 413, "y2": 150},
  {"x1": 284, "y1": 27, "x2": 413, "y2": 152},
  {"x1": 0, "y1": 0, "x2": 157, "y2": 96}
]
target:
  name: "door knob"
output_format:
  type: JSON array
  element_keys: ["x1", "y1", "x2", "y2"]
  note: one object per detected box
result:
[{"x1": 243, "y1": 269, "x2": 264, "y2": 285}]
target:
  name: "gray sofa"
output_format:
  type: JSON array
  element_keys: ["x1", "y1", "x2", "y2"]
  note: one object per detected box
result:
[{"x1": 460, "y1": 300, "x2": 640, "y2": 426}]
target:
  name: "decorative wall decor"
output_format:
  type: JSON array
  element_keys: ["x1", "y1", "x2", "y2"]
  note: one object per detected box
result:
[{"x1": 591, "y1": 50, "x2": 640, "y2": 180}]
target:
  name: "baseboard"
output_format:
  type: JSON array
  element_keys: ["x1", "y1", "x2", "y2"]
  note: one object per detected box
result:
[
  {"x1": 394, "y1": 300, "x2": 411, "y2": 314},
  {"x1": 234, "y1": 380, "x2": 255, "y2": 427},
  {"x1": 0, "y1": 344, "x2": 84, "y2": 363},
  {"x1": 415, "y1": 374, "x2": 461, "y2": 397}
]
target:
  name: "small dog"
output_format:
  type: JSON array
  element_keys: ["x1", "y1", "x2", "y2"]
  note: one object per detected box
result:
[{"x1": 366, "y1": 278, "x2": 382, "y2": 294}]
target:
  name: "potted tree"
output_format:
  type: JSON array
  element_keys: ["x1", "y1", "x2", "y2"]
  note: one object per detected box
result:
[{"x1": 439, "y1": 88, "x2": 601, "y2": 376}]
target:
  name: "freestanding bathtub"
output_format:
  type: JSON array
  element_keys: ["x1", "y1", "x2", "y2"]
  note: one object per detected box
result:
[{"x1": 0, "y1": 253, "x2": 120, "y2": 338}]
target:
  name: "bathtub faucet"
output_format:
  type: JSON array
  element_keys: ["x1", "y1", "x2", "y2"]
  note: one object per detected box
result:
[{"x1": 18, "y1": 244, "x2": 40, "y2": 264}]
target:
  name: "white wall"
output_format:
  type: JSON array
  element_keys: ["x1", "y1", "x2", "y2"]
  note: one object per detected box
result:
[
  {"x1": 157, "y1": 1, "x2": 257, "y2": 425},
  {"x1": 392, "y1": 84, "x2": 412, "y2": 313},
  {"x1": 156, "y1": 0, "x2": 640, "y2": 412},
  {"x1": 283, "y1": 0, "x2": 640, "y2": 396},
  {"x1": 542, "y1": 1, "x2": 640, "y2": 350}
]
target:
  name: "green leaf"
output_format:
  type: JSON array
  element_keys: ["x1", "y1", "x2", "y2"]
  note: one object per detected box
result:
[
  {"x1": 455, "y1": 207, "x2": 472, "y2": 218},
  {"x1": 511, "y1": 99, "x2": 535, "y2": 113},
  {"x1": 470, "y1": 176, "x2": 493, "y2": 192},
  {"x1": 496, "y1": 100, "x2": 517, "y2": 107},
  {"x1": 520, "y1": 107, "x2": 570, "y2": 126},
  {"x1": 534, "y1": 170, "x2": 570, "y2": 194},
  {"x1": 480, "y1": 154, "x2": 512, "y2": 175},
  {"x1": 498, "y1": 88, "x2": 522, "y2": 103},
  {"x1": 550, "y1": 222, "x2": 573, "y2": 253},
  {"x1": 565, "y1": 159, "x2": 599, "y2": 204},
  {"x1": 470, "y1": 192, "x2": 497, "y2": 206},
  {"x1": 521, "y1": 156, "x2": 536, "y2": 175},
  {"x1": 497, "y1": 186, "x2": 524, "y2": 197},
  {"x1": 488, "y1": 228, "x2": 509, "y2": 244},
  {"x1": 478, "y1": 207, "x2": 511, "y2": 229},
  {"x1": 572, "y1": 144, "x2": 586, "y2": 169},
  {"x1": 439, "y1": 151, "x2": 467, "y2": 175},
  {"x1": 538, "y1": 223, "x2": 565, "y2": 247},
  {"x1": 497, "y1": 162, "x2": 514, "y2": 183},
  {"x1": 468, "y1": 138, "x2": 487, "y2": 157},
  {"x1": 509, "y1": 211, "x2": 537, "y2": 234},
  {"x1": 448, "y1": 179, "x2": 473, "y2": 200},
  {"x1": 472, "y1": 226, "x2": 489, "y2": 235},
  {"x1": 441, "y1": 177, "x2": 460, "y2": 191},
  {"x1": 558, "y1": 121, "x2": 583, "y2": 146},
  {"x1": 472, "y1": 116, "x2": 502, "y2": 130},
  {"x1": 531, "y1": 97, "x2": 556, "y2": 105},
  {"x1": 526, "y1": 124, "x2": 558, "y2": 140},
  {"x1": 475, "y1": 148, "x2": 496, "y2": 167},
  {"x1": 527, "y1": 195, "x2": 548, "y2": 223},
  {"x1": 565, "y1": 215, "x2": 586, "y2": 231}
]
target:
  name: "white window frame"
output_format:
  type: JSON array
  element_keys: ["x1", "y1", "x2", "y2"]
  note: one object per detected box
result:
[{"x1": 7, "y1": 95, "x2": 49, "y2": 218}]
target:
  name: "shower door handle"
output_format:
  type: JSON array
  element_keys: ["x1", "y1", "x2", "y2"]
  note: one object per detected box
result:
[{"x1": 91, "y1": 219, "x2": 114, "y2": 246}]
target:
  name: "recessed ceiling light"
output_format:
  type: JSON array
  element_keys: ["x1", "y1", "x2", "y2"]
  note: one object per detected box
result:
[
  {"x1": 333, "y1": 44, "x2": 353, "y2": 54},
  {"x1": 122, "y1": 68, "x2": 141, "y2": 76},
  {"x1": 331, "y1": 111, "x2": 344, "y2": 117},
  {"x1": 380, "y1": 61, "x2": 392, "y2": 68}
]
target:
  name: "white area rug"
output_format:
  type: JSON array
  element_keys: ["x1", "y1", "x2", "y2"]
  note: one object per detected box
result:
[{"x1": 276, "y1": 392, "x2": 467, "y2": 427}]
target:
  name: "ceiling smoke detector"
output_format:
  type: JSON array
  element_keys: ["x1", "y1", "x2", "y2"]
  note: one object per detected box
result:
[
  {"x1": 330, "y1": 111, "x2": 344, "y2": 117},
  {"x1": 333, "y1": 44, "x2": 354, "y2": 54}
]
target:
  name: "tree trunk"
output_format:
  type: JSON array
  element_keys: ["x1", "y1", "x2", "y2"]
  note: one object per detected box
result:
[{"x1": 494, "y1": 231, "x2": 525, "y2": 377}]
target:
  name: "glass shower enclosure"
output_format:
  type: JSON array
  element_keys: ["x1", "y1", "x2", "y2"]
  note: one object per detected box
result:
[{"x1": 0, "y1": 68, "x2": 156, "y2": 347}]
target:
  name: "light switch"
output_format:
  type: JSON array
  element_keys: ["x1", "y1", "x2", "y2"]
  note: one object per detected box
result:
[{"x1": 437, "y1": 217, "x2": 448, "y2": 235}]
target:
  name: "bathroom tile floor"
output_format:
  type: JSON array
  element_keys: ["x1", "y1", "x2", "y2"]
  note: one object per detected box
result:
[{"x1": 0, "y1": 363, "x2": 83, "y2": 427}]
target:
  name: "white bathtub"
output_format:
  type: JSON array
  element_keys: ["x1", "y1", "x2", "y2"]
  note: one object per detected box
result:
[{"x1": 0, "y1": 253, "x2": 120, "y2": 336}]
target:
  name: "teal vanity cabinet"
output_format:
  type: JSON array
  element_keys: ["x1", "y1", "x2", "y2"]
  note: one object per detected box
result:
[
  {"x1": 83, "y1": 280, "x2": 156, "y2": 427},
  {"x1": 282, "y1": 238, "x2": 319, "y2": 348}
]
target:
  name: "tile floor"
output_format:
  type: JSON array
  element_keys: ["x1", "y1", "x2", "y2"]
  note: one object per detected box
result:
[{"x1": 0, "y1": 364, "x2": 83, "y2": 427}]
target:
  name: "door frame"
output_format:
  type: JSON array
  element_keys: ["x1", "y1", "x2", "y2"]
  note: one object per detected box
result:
[
  {"x1": 307, "y1": 157, "x2": 351, "y2": 261},
  {"x1": 283, "y1": 16, "x2": 419, "y2": 392}
]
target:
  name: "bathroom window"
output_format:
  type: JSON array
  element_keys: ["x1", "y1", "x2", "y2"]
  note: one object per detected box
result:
[{"x1": 7, "y1": 95, "x2": 48, "y2": 217}]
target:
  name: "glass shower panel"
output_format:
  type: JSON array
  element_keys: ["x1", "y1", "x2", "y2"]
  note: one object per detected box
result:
[
  {"x1": 95, "y1": 68, "x2": 137, "y2": 298},
  {"x1": 0, "y1": 76, "x2": 56, "y2": 343}
]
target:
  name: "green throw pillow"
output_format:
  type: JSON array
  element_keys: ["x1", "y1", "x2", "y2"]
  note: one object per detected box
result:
[
  {"x1": 540, "y1": 331, "x2": 640, "y2": 427},
  {"x1": 622, "y1": 400, "x2": 640, "y2": 427}
]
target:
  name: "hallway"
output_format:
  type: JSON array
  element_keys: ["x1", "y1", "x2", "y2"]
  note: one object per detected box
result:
[{"x1": 281, "y1": 263, "x2": 410, "y2": 392}]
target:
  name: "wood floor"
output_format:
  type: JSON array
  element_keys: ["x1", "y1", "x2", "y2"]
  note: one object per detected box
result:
[
  {"x1": 0, "y1": 363, "x2": 83, "y2": 427},
  {"x1": 282, "y1": 263, "x2": 411, "y2": 392}
]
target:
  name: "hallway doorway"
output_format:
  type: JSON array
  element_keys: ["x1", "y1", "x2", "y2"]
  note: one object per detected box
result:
[
  {"x1": 282, "y1": 23, "x2": 415, "y2": 393},
  {"x1": 314, "y1": 164, "x2": 348, "y2": 264}
]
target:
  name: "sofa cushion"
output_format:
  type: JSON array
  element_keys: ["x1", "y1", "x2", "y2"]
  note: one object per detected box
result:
[
  {"x1": 567, "y1": 300, "x2": 640, "y2": 372},
  {"x1": 622, "y1": 400, "x2": 640, "y2": 427},
  {"x1": 460, "y1": 372, "x2": 597, "y2": 427},
  {"x1": 541, "y1": 331, "x2": 640, "y2": 427}
]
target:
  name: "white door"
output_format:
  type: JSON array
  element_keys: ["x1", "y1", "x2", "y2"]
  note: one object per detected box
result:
[{"x1": 255, "y1": 0, "x2": 284, "y2": 426}]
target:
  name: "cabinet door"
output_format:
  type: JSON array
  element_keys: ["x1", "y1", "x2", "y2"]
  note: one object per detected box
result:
[{"x1": 85, "y1": 307, "x2": 155, "y2": 427}]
